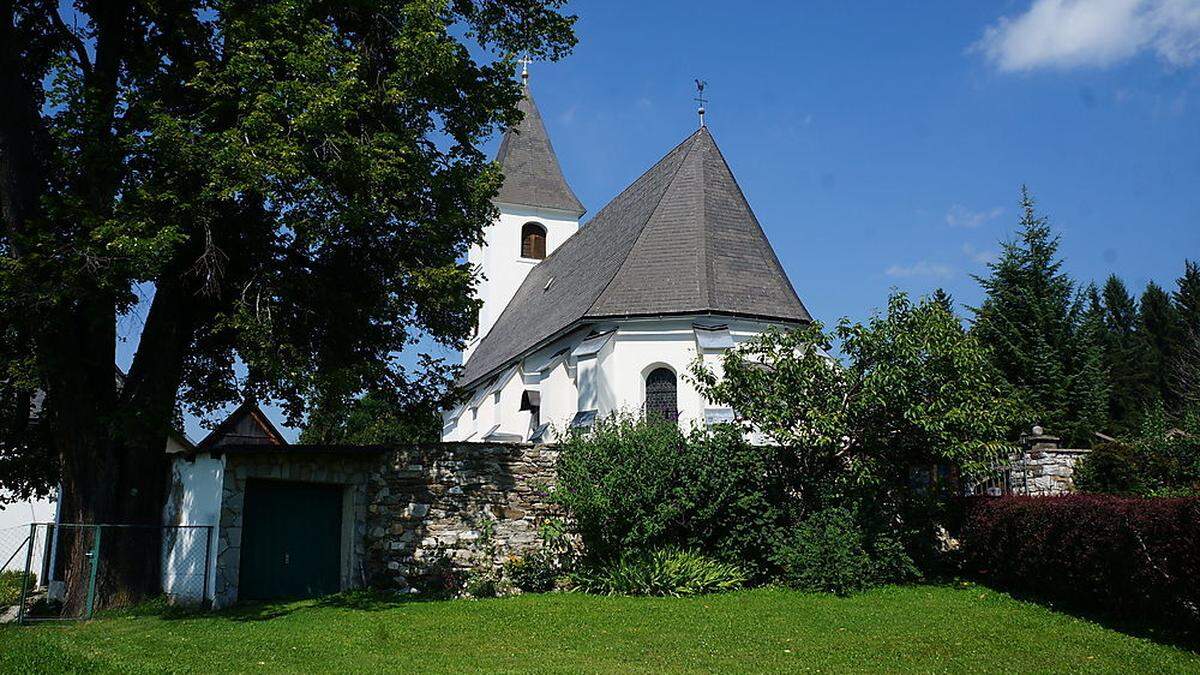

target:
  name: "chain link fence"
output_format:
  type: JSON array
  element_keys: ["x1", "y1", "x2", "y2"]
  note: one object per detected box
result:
[{"x1": 1, "y1": 523, "x2": 213, "y2": 623}]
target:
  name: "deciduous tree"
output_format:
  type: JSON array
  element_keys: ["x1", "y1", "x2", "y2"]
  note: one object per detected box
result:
[{"x1": 0, "y1": 0, "x2": 576, "y2": 602}]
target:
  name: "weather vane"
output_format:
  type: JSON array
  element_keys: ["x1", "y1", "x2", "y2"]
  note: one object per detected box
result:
[
  {"x1": 694, "y1": 79, "x2": 707, "y2": 127},
  {"x1": 519, "y1": 54, "x2": 533, "y2": 84}
]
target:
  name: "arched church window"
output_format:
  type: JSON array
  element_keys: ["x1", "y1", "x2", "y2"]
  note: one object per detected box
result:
[
  {"x1": 644, "y1": 367, "x2": 678, "y2": 422},
  {"x1": 521, "y1": 222, "x2": 547, "y2": 260}
]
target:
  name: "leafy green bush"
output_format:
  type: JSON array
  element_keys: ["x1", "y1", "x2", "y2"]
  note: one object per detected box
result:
[
  {"x1": 772, "y1": 508, "x2": 919, "y2": 596},
  {"x1": 1075, "y1": 403, "x2": 1200, "y2": 496},
  {"x1": 0, "y1": 570, "x2": 36, "y2": 606},
  {"x1": 463, "y1": 567, "x2": 501, "y2": 599},
  {"x1": 503, "y1": 551, "x2": 560, "y2": 593},
  {"x1": 1074, "y1": 441, "x2": 1146, "y2": 495},
  {"x1": 554, "y1": 415, "x2": 793, "y2": 576},
  {"x1": 569, "y1": 549, "x2": 746, "y2": 597}
]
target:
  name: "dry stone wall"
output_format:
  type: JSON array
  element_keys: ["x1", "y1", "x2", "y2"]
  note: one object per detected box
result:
[{"x1": 364, "y1": 443, "x2": 562, "y2": 593}]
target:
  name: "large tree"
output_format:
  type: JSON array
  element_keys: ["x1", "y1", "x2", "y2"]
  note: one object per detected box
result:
[
  {"x1": 969, "y1": 187, "x2": 1104, "y2": 441},
  {"x1": 0, "y1": 0, "x2": 575, "y2": 601},
  {"x1": 1172, "y1": 260, "x2": 1200, "y2": 407},
  {"x1": 692, "y1": 292, "x2": 1024, "y2": 513},
  {"x1": 1097, "y1": 275, "x2": 1146, "y2": 433},
  {"x1": 1137, "y1": 281, "x2": 1182, "y2": 410}
]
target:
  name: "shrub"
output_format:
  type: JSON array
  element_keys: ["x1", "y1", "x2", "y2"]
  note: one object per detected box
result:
[
  {"x1": 0, "y1": 570, "x2": 36, "y2": 606},
  {"x1": 772, "y1": 508, "x2": 919, "y2": 596},
  {"x1": 554, "y1": 415, "x2": 794, "y2": 576},
  {"x1": 1074, "y1": 441, "x2": 1146, "y2": 495},
  {"x1": 462, "y1": 567, "x2": 501, "y2": 599},
  {"x1": 503, "y1": 551, "x2": 560, "y2": 593},
  {"x1": 959, "y1": 495, "x2": 1200, "y2": 627},
  {"x1": 569, "y1": 549, "x2": 746, "y2": 597}
]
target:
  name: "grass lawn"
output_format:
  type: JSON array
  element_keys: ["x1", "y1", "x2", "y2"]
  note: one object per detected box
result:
[{"x1": 0, "y1": 583, "x2": 1195, "y2": 673}]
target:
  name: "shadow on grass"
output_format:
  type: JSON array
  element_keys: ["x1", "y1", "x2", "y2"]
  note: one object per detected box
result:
[
  {"x1": 928, "y1": 576, "x2": 1200, "y2": 655},
  {"x1": 94, "y1": 589, "x2": 453, "y2": 624}
]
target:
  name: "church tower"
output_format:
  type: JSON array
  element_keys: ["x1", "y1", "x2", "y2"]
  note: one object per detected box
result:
[{"x1": 464, "y1": 72, "x2": 585, "y2": 362}]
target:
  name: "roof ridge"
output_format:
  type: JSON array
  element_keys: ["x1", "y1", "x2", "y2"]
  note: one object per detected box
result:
[
  {"x1": 697, "y1": 130, "x2": 713, "y2": 308},
  {"x1": 585, "y1": 129, "x2": 704, "y2": 317},
  {"x1": 703, "y1": 129, "x2": 811, "y2": 319}
]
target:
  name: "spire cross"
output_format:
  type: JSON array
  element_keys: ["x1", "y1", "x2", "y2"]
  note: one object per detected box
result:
[
  {"x1": 519, "y1": 55, "x2": 533, "y2": 84},
  {"x1": 694, "y1": 79, "x2": 708, "y2": 127}
]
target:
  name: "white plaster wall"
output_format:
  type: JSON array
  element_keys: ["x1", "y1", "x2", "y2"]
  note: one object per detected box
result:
[
  {"x1": 161, "y1": 453, "x2": 224, "y2": 604},
  {"x1": 0, "y1": 495, "x2": 55, "y2": 573},
  {"x1": 464, "y1": 204, "x2": 579, "y2": 362},
  {"x1": 445, "y1": 315, "x2": 800, "y2": 443}
]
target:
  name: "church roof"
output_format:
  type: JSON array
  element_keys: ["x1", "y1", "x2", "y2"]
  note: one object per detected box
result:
[
  {"x1": 493, "y1": 85, "x2": 586, "y2": 217},
  {"x1": 460, "y1": 126, "x2": 811, "y2": 387}
]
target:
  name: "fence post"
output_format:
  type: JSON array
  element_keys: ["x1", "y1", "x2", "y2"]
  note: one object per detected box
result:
[
  {"x1": 85, "y1": 525, "x2": 102, "y2": 620},
  {"x1": 17, "y1": 523, "x2": 34, "y2": 625},
  {"x1": 202, "y1": 525, "x2": 212, "y2": 605}
]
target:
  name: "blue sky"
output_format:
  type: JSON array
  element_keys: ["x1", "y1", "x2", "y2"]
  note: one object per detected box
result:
[{"x1": 124, "y1": 0, "x2": 1200, "y2": 441}]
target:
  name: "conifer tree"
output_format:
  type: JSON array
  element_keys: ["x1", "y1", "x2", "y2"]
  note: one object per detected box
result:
[
  {"x1": 1099, "y1": 275, "x2": 1147, "y2": 433},
  {"x1": 1137, "y1": 281, "x2": 1181, "y2": 411},
  {"x1": 971, "y1": 187, "x2": 1076, "y2": 436},
  {"x1": 1067, "y1": 286, "x2": 1112, "y2": 444},
  {"x1": 1172, "y1": 260, "x2": 1200, "y2": 406}
]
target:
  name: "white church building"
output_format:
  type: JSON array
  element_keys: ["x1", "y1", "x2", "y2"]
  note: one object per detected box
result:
[{"x1": 442, "y1": 76, "x2": 812, "y2": 443}]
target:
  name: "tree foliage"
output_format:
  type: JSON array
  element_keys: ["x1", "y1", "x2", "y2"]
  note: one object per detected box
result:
[
  {"x1": 970, "y1": 187, "x2": 1109, "y2": 444},
  {"x1": 0, "y1": 0, "x2": 576, "y2": 597},
  {"x1": 691, "y1": 292, "x2": 1025, "y2": 507}
]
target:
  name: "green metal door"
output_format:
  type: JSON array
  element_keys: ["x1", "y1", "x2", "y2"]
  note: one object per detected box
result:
[{"x1": 239, "y1": 480, "x2": 344, "y2": 601}]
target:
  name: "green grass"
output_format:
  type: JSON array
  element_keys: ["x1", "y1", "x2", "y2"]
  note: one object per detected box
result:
[{"x1": 0, "y1": 584, "x2": 1195, "y2": 673}]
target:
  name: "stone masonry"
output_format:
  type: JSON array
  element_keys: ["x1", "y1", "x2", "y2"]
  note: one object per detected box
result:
[
  {"x1": 364, "y1": 442, "x2": 562, "y2": 593},
  {"x1": 1008, "y1": 429, "x2": 1091, "y2": 496}
]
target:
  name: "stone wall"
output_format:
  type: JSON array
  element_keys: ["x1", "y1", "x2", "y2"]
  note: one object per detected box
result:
[
  {"x1": 364, "y1": 443, "x2": 561, "y2": 593},
  {"x1": 209, "y1": 442, "x2": 561, "y2": 603},
  {"x1": 1008, "y1": 431, "x2": 1090, "y2": 496}
]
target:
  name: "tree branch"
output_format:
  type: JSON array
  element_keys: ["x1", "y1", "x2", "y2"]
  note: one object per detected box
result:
[{"x1": 48, "y1": 5, "x2": 91, "y2": 74}]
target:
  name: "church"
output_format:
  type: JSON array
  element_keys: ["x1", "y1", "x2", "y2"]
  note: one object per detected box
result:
[{"x1": 441, "y1": 72, "x2": 812, "y2": 443}]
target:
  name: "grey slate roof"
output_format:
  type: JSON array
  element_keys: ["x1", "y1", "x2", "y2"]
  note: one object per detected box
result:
[
  {"x1": 460, "y1": 126, "x2": 812, "y2": 387},
  {"x1": 494, "y1": 85, "x2": 586, "y2": 216}
]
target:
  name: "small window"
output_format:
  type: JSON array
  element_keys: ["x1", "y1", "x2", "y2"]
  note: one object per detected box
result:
[
  {"x1": 521, "y1": 222, "x2": 547, "y2": 260},
  {"x1": 644, "y1": 367, "x2": 678, "y2": 422}
]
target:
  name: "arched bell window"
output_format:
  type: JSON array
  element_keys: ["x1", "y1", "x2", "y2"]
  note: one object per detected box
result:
[
  {"x1": 521, "y1": 222, "x2": 547, "y2": 260},
  {"x1": 644, "y1": 367, "x2": 678, "y2": 422}
]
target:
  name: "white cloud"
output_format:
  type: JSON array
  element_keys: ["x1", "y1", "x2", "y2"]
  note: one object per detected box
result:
[
  {"x1": 946, "y1": 204, "x2": 1004, "y2": 228},
  {"x1": 962, "y1": 243, "x2": 998, "y2": 265},
  {"x1": 974, "y1": 0, "x2": 1200, "y2": 71},
  {"x1": 885, "y1": 261, "x2": 955, "y2": 279}
]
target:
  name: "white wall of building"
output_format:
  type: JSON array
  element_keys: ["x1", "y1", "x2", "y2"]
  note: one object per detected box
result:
[
  {"x1": 162, "y1": 453, "x2": 224, "y2": 604},
  {"x1": 444, "y1": 315, "x2": 798, "y2": 444},
  {"x1": 464, "y1": 203, "x2": 580, "y2": 362}
]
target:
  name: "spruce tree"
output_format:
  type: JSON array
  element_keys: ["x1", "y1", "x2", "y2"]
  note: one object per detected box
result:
[
  {"x1": 931, "y1": 288, "x2": 956, "y2": 314},
  {"x1": 1172, "y1": 260, "x2": 1200, "y2": 407},
  {"x1": 971, "y1": 187, "x2": 1076, "y2": 436},
  {"x1": 1099, "y1": 275, "x2": 1147, "y2": 433},
  {"x1": 1137, "y1": 281, "x2": 1181, "y2": 411},
  {"x1": 1068, "y1": 286, "x2": 1112, "y2": 445}
]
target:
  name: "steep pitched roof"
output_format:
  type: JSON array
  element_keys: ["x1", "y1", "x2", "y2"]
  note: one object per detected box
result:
[
  {"x1": 197, "y1": 401, "x2": 288, "y2": 451},
  {"x1": 493, "y1": 85, "x2": 585, "y2": 216},
  {"x1": 460, "y1": 126, "x2": 811, "y2": 387}
]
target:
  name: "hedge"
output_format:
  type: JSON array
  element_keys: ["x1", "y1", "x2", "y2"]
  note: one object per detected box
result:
[{"x1": 959, "y1": 495, "x2": 1200, "y2": 626}]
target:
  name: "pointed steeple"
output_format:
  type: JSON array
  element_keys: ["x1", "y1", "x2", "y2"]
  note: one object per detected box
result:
[{"x1": 494, "y1": 85, "x2": 585, "y2": 217}]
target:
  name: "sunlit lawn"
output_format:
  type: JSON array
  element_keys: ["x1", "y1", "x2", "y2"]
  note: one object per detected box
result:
[{"x1": 1, "y1": 583, "x2": 1196, "y2": 673}]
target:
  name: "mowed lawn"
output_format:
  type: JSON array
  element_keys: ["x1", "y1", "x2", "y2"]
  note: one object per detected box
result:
[{"x1": 0, "y1": 584, "x2": 1195, "y2": 673}]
